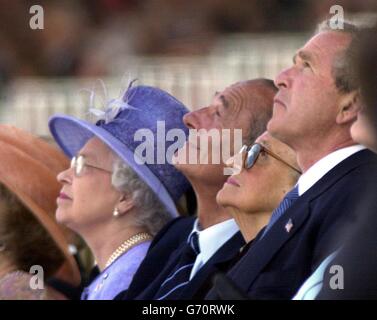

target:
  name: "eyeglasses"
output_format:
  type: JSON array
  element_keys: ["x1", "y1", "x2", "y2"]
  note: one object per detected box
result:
[
  {"x1": 70, "y1": 155, "x2": 112, "y2": 177},
  {"x1": 239, "y1": 143, "x2": 302, "y2": 174}
]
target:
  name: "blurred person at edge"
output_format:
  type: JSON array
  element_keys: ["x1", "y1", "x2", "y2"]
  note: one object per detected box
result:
[
  {"x1": 0, "y1": 126, "x2": 81, "y2": 300},
  {"x1": 350, "y1": 26, "x2": 377, "y2": 153}
]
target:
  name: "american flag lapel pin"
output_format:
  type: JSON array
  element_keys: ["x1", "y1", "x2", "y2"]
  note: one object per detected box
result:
[{"x1": 285, "y1": 218, "x2": 294, "y2": 233}]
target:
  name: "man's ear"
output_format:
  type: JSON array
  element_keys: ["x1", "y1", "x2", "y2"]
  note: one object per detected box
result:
[
  {"x1": 116, "y1": 194, "x2": 134, "y2": 216},
  {"x1": 336, "y1": 90, "x2": 361, "y2": 125}
]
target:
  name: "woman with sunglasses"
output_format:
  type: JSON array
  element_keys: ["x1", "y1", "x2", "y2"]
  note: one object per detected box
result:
[
  {"x1": 216, "y1": 131, "x2": 301, "y2": 243},
  {"x1": 49, "y1": 84, "x2": 191, "y2": 300}
]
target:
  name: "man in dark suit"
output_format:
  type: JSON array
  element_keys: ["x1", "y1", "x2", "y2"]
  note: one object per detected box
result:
[
  {"x1": 117, "y1": 79, "x2": 277, "y2": 300},
  {"x1": 207, "y1": 21, "x2": 377, "y2": 300}
]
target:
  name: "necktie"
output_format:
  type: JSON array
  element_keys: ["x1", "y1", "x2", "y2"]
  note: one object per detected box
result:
[
  {"x1": 154, "y1": 232, "x2": 200, "y2": 300},
  {"x1": 261, "y1": 186, "x2": 299, "y2": 238}
]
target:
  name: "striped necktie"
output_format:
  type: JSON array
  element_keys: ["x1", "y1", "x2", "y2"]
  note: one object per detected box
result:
[
  {"x1": 261, "y1": 186, "x2": 299, "y2": 238},
  {"x1": 154, "y1": 232, "x2": 200, "y2": 300}
]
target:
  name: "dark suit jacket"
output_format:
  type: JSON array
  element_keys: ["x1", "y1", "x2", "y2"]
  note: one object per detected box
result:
[
  {"x1": 317, "y1": 179, "x2": 377, "y2": 299},
  {"x1": 206, "y1": 149, "x2": 377, "y2": 300},
  {"x1": 118, "y1": 216, "x2": 245, "y2": 300},
  {"x1": 115, "y1": 216, "x2": 194, "y2": 300},
  {"x1": 174, "y1": 231, "x2": 244, "y2": 300}
]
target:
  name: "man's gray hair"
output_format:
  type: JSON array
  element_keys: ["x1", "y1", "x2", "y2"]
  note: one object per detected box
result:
[
  {"x1": 315, "y1": 20, "x2": 360, "y2": 93},
  {"x1": 111, "y1": 158, "x2": 171, "y2": 236}
]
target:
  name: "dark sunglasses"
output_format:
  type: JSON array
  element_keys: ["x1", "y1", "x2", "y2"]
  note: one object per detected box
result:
[{"x1": 239, "y1": 143, "x2": 302, "y2": 174}]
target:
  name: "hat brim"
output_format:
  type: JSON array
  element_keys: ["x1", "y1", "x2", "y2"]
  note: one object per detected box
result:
[
  {"x1": 0, "y1": 131, "x2": 81, "y2": 287},
  {"x1": 49, "y1": 114, "x2": 179, "y2": 217},
  {"x1": 2, "y1": 181, "x2": 81, "y2": 286}
]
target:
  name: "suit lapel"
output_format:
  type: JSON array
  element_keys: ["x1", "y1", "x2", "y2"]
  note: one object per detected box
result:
[
  {"x1": 229, "y1": 199, "x2": 311, "y2": 291},
  {"x1": 181, "y1": 231, "x2": 245, "y2": 298},
  {"x1": 126, "y1": 217, "x2": 195, "y2": 299},
  {"x1": 137, "y1": 240, "x2": 188, "y2": 299}
]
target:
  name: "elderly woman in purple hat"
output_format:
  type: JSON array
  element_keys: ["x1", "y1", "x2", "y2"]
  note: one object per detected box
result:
[{"x1": 49, "y1": 84, "x2": 191, "y2": 300}]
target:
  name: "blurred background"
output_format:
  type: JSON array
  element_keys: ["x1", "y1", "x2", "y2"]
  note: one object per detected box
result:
[{"x1": 0, "y1": 0, "x2": 376, "y2": 137}]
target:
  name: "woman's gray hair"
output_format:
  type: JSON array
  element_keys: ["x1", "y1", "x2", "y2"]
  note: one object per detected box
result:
[{"x1": 111, "y1": 158, "x2": 172, "y2": 236}]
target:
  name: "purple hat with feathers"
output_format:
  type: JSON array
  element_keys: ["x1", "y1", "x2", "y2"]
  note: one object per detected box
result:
[{"x1": 48, "y1": 83, "x2": 191, "y2": 217}]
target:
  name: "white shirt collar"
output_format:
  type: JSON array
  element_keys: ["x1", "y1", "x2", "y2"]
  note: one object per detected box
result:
[
  {"x1": 188, "y1": 218, "x2": 239, "y2": 279},
  {"x1": 298, "y1": 145, "x2": 366, "y2": 196}
]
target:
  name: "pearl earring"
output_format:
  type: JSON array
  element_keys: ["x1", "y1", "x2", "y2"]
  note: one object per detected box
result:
[
  {"x1": 0, "y1": 242, "x2": 6, "y2": 252},
  {"x1": 113, "y1": 208, "x2": 120, "y2": 217}
]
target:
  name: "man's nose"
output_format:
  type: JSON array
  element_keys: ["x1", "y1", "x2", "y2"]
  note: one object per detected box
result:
[
  {"x1": 183, "y1": 111, "x2": 197, "y2": 129},
  {"x1": 183, "y1": 107, "x2": 212, "y2": 130},
  {"x1": 274, "y1": 66, "x2": 293, "y2": 89}
]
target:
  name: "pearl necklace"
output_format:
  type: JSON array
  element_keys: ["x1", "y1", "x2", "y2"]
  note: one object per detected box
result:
[{"x1": 105, "y1": 232, "x2": 152, "y2": 269}]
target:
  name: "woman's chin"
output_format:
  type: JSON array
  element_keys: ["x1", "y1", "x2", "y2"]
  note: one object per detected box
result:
[
  {"x1": 55, "y1": 208, "x2": 71, "y2": 227},
  {"x1": 216, "y1": 189, "x2": 236, "y2": 209}
]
